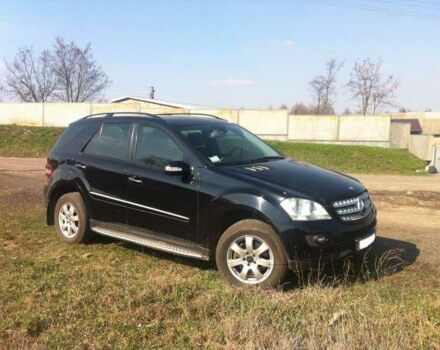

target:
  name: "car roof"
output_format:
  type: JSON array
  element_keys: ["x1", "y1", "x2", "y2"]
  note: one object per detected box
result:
[
  {"x1": 73, "y1": 112, "x2": 229, "y2": 127},
  {"x1": 159, "y1": 115, "x2": 228, "y2": 126}
]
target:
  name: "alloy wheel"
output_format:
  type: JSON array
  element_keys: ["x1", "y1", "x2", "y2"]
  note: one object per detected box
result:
[
  {"x1": 58, "y1": 203, "x2": 80, "y2": 239},
  {"x1": 226, "y1": 235, "x2": 274, "y2": 285}
]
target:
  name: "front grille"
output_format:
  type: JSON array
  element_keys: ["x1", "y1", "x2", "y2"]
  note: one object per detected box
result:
[{"x1": 332, "y1": 192, "x2": 372, "y2": 222}]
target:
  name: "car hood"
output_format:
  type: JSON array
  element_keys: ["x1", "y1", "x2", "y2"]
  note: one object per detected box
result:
[{"x1": 218, "y1": 159, "x2": 365, "y2": 203}]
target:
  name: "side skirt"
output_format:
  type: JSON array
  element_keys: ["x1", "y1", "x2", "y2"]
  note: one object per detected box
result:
[{"x1": 90, "y1": 220, "x2": 210, "y2": 261}]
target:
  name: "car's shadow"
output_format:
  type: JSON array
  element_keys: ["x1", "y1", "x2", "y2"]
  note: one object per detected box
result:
[
  {"x1": 90, "y1": 234, "x2": 419, "y2": 288},
  {"x1": 283, "y1": 235, "x2": 420, "y2": 290}
]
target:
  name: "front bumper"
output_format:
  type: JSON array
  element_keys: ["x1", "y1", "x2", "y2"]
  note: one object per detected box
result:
[{"x1": 278, "y1": 209, "x2": 377, "y2": 269}]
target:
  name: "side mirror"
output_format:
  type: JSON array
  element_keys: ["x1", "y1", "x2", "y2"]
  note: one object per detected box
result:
[{"x1": 165, "y1": 161, "x2": 190, "y2": 176}]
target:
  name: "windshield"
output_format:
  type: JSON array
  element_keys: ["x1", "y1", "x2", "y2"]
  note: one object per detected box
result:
[{"x1": 177, "y1": 123, "x2": 284, "y2": 165}]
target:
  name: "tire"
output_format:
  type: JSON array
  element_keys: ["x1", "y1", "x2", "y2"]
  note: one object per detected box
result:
[
  {"x1": 216, "y1": 219, "x2": 289, "y2": 288},
  {"x1": 54, "y1": 192, "x2": 93, "y2": 244}
]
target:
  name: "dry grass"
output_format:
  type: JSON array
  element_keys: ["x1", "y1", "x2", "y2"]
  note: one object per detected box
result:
[{"x1": 0, "y1": 204, "x2": 439, "y2": 349}]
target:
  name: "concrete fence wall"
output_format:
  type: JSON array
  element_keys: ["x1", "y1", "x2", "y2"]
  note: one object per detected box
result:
[
  {"x1": 0, "y1": 102, "x2": 392, "y2": 147},
  {"x1": 390, "y1": 122, "x2": 411, "y2": 149},
  {"x1": 391, "y1": 112, "x2": 440, "y2": 135},
  {"x1": 239, "y1": 109, "x2": 289, "y2": 139},
  {"x1": 289, "y1": 115, "x2": 338, "y2": 141},
  {"x1": 409, "y1": 134, "x2": 440, "y2": 161}
]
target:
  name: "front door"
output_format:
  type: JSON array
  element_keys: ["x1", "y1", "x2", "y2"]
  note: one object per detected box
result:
[{"x1": 125, "y1": 123, "x2": 198, "y2": 242}]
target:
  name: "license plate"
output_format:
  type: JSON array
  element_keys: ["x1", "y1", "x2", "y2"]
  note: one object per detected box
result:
[{"x1": 356, "y1": 232, "x2": 376, "y2": 251}]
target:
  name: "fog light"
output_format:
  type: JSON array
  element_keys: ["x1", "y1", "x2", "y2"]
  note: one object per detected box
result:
[
  {"x1": 306, "y1": 234, "x2": 329, "y2": 247},
  {"x1": 315, "y1": 235, "x2": 329, "y2": 244}
]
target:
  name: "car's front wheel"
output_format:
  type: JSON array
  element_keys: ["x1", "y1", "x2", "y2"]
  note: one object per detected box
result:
[
  {"x1": 216, "y1": 219, "x2": 288, "y2": 288},
  {"x1": 54, "y1": 192, "x2": 93, "y2": 243}
]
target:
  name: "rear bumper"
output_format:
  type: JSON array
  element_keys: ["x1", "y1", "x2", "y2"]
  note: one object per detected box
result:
[{"x1": 43, "y1": 183, "x2": 49, "y2": 203}]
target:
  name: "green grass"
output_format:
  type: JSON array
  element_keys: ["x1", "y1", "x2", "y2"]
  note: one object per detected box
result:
[
  {"x1": 0, "y1": 124, "x2": 427, "y2": 175},
  {"x1": 0, "y1": 124, "x2": 64, "y2": 158},
  {"x1": 268, "y1": 141, "x2": 427, "y2": 175},
  {"x1": 0, "y1": 204, "x2": 439, "y2": 348}
]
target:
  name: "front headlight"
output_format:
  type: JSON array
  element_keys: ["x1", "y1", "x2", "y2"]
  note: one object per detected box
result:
[{"x1": 280, "y1": 198, "x2": 331, "y2": 221}]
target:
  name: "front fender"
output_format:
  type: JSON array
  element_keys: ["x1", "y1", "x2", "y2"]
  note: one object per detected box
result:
[
  {"x1": 220, "y1": 192, "x2": 290, "y2": 232},
  {"x1": 199, "y1": 189, "x2": 294, "y2": 250}
]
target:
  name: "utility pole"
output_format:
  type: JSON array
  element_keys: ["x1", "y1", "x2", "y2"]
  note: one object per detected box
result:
[{"x1": 149, "y1": 86, "x2": 155, "y2": 99}]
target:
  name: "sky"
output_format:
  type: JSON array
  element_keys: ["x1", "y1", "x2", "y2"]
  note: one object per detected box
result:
[{"x1": 0, "y1": 0, "x2": 440, "y2": 112}]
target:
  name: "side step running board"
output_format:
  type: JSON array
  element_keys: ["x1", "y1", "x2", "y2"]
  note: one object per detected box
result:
[{"x1": 91, "y1": 224, "x2": 210, "y2": 261}]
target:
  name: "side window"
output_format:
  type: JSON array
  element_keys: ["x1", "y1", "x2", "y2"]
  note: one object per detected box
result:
[
  {"x1": 84, "y1": 123, "x2": 131, "y2": 161},
  {"x1": 135, "y1": 125, "x2": 184, "y2": 169},
  {"x1": 53, "y1": 124, "x2": 90, "y2": 151}
]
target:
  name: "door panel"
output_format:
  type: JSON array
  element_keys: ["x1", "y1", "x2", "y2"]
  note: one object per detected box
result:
[
  {"x1": 126, "y1": 165, "x2": 198, "y2": 241},
  {"x1": 81, "y1": 155, "x2": 128, "y2": 224},
  {"x1": 79, "y1": 122, "x2": 133, "y2": 224},
  {"x1": 126, "y1": 124, "x2": 198, "y2": 242}
]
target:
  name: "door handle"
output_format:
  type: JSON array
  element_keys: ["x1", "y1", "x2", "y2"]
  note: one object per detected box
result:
[
  {"x1": 75, "y1": 163, "x2": 86, "y2": 169},
  {"x1": 128, "y1": 176, "x2": 143, "y2": 184}
]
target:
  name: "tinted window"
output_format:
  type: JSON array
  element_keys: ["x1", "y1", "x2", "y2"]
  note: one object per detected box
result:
[
  {"x1": 84, "y1": 123, "x2": 131, "y2": 161},
  {"x1": 53, "y1": 124, "x2": 89, "y2": 151},
  {"x1": 135, "y1": 125, "x2": 183, "y2": 169}
]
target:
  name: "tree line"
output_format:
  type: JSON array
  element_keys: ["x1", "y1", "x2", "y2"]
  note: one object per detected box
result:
[
  {"x1": 0, "y1": 39, "x2": 400, "y2": 115},
  {"x1": 0, "y1": 37, "x2": 110, "y2": 102},
  {"x1": 286, "y1": 58, "x2": 399, "y2": 116}
]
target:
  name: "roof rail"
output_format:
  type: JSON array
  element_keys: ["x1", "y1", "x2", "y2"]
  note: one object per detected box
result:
[
  {"x1": 156, "y1": 112, "x2": 225, "y2": 120},
  {"x1": 82, "y1": 112, "x2": 162, "y2": 120},
  {"x1": 81, "y1": 111, "x2": 226, "y2": 122}
]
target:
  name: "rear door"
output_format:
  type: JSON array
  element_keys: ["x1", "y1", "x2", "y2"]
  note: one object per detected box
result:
[
  {"x1": 125, "y1": 122, "x2": 199, "y2": 242},
  {"x1": 80, "y1": 121, "x2": 133, "y2": 225}
]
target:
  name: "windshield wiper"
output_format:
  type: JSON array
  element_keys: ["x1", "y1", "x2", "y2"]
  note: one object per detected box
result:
[
  {"x1": 247, "y1": 156, "x2": 285, "y2": 163},
  {"x1": 219, "y1": 156, "x2": 284, "y2": 166}
]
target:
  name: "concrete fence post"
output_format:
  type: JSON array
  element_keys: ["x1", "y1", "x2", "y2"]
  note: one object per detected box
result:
[{"x1": 336, "y1": 115, "x2": 341, "y2": 142}]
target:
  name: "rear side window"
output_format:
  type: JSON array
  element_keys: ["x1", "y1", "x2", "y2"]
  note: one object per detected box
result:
[
  {"x1": 53, "y1": 124, "x2": 89, "y2": 151},
  {"x1": 135, "y1": 125, "x2": 184, "y2": 169},
  {"x1": 84, "y1": 123, "x2": 132, "y2": 161}
]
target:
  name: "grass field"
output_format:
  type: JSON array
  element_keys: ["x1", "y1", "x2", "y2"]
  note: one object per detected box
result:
[
  {"x1": 0, "y1": 124, "x2": 427, "y2": 175},
  {"x1": 268, "y1": 141, "x2": 426, "y2": 175},
  {"x1": 0, "y1": 125, "x2": 64, "y2": 158},
  {"x1": 0, "y1": 203, "x2": 439, "y2": 348}
]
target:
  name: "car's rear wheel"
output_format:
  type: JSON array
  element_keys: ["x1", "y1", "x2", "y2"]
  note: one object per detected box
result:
[
  {"x1": 216, "y1": 219, "x2": 288, "y2": 288},
  {"x1": 54, "y1": 192, "x2": 93, "y2": 243}
]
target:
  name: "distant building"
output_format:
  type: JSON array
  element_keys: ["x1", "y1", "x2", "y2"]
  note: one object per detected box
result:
[
  {"x1": 110, "y1": 96, "x2": 206, "y2": 110},
  {"x1": 391, "y1": 119, "x2": 423, "y2": 135}
]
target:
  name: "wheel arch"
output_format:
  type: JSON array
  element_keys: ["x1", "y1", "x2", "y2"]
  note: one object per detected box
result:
[
  {"x1": 46, "y1": 180, "x2": 89, "y2": 225},
  {"x1": 208, "y1": 195, "x2": 285, "y2": 256}
]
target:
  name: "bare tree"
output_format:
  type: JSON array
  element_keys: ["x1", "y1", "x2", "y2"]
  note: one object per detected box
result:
[
  {"x1": 279, "y1": 104, "x2": 288, "y2": 110},
  {"x1": 289, "y1": 102, "x2": 314, "y2": 115},
  {"x1": 399, "y1": 107, "x2": 410, "y2": 113},
  {"x1": 347, "y1": 59, "x2": 398, "y2": 115},
  {"x1": 310, "y1": 59, "x2": 343, "y2": 115},
  {"x1": 50, "y1": 37, "x2": 110, "y2": 102},
  {"x1": 4, "y1": 47, "x2": 57, "y2": 102},
  {"x1": 342, "y1": 107, "x2": 352, "y2": 115}
]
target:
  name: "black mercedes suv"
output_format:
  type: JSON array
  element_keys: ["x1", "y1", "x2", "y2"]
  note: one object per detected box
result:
[{"x1": 44, "y1": 112, "x2": 376, "y2": 287}]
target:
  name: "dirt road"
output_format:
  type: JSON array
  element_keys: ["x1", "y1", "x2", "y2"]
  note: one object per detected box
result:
[{"x1": 1, "y1": 156, "x2": 439, "y2": 271}]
